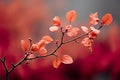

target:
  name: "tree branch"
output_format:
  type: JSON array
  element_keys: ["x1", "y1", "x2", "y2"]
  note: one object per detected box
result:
[
  {"x1": 0, "y1": 24, "x2": 103, "y2": 80},
  {"x1": 0, "y1": 57, "x2": 8, "y2": 73},
  {"x1": 8, "y1": 53, "x2": 29, "y2": 74}
]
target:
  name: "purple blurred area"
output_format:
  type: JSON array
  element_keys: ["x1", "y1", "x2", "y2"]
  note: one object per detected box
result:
[{"x1": 0, "y1": 0, "x2": 120, "y2": 80}]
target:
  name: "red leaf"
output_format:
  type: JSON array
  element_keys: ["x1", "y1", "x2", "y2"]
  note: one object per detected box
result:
[{"x1": 102, "y1": 13, "x2": 113, "y2": 26}]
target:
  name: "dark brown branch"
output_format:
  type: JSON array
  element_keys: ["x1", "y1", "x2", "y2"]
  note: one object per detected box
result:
[
  {"x1": 8, "y1": 53, "x2": 29, "y2": 74},
  {"x1": 0, "y1": 57, "x2": 8, "y2": 73},
  {"x1": 0, "y1": 57, "x2": 9, "y2": 80}
]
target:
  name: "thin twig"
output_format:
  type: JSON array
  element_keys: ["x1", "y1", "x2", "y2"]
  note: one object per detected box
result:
[
  {"x1": 63, "y1": 30, "x2": 92, "y2": 44},
  {"x1": 0, "y1": 57, "x2": 8, "y2": 73},
  {"x1": 8, "y1": 53, "x2": 29, "y2": 74},
  {"x1": 0, "y1": 57, "x2": 9, "y2": 80}
]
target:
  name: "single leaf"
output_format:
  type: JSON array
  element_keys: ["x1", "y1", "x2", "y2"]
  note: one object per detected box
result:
[
  {"x1": 53, "y1": 58, "x2": 62, "y2": 69},
  {"x1": 42, "y1": 35, "x2": 53, "y2": 44},
  {"x1": 21, "y1": 40, "x2": 29, "y2": 51},
  {"x1": 39, "y1": 48, "x2": 47, "y2": 56},
  {"x1": 62, "y1": 55, "x2": 73, "y2": 64},
  {"x1": 31, "y1": 44, "x2": 39, "y2": 52},
  {"x1": 53, "y1": 16, "x2": 61, "y2": 26},
  {"x1": 49, "y1": 26, "x2": 59, "y2": 32},
  {"x1": 37, "y1": 40, "x2": 46, "y2": 49},
  {"x1": 66, "y1": 10, "x2": 77, "y2": 23},
  {"x1": 102, "y1": 13, "x2": 113, "y2": 26},
  {"x1": 81, "y1": 26, "x2": 89, "y2": 33}
]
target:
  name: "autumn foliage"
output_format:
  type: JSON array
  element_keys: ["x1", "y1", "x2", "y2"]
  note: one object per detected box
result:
[
  {"x1": 21, "y1": 10, "x2": 113, "y2": 68},
  {"x1": 0, "y1": 10, "x2": 113, "y2": 80}
]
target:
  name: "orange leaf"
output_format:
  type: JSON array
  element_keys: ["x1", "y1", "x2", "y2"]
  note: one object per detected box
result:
[
  {"x1": 65, "y1": 25, "x2": 73, "y2": 31},
  {"x1": 102, "y1": 13, "x2": 113, "y2": 26},
  {"x1": 39, "y1": 48, "x2": 47, "y2": 56},
  {"x1": 53, "y1": 16, "x2": 61, "y2": 26},
  {"x1": 81, "y1": 37, "x2": 92, "y2": 47},
  {"x1": 21, "y1": 40, "x2": 29, "y2": 51},
  {"x1": 67, "y1": 27, "x2": 80, "y2": 37},
  {"x1": 49, "y1": 26, "x2": 59, "y2": 32},
  {"x1": 31, "y1": 44, "x2": 39, "y2": 52},
  {"x1": 81, "y1": 37, "x2": 93, "y2": 51},
  {"x1": 62, "y1": 55, "x2": 73, "y2": 64},
  {"x1": 28, "y1": 54, "x2": 35, "y2": 59},
  {"x1": 53, "y1": 58, "x2": 62, "y2": 69},
  {"x1": 37, "y1": 40, "x2": 46, "y2": 49},
  {"x1": 81, "y1": 26, "x2": 89, "y2": 33},
  {"x1": 42, "y1": 35, "x2": 53, "y2": 44},
  {"x1": 66, "y1": 10, "x2": 77, "y2": 23}
]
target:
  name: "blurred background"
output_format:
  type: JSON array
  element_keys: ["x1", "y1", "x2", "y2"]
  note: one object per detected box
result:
[{"x1": 0, "y1": 0, "x2": 120, "y2": 80}]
